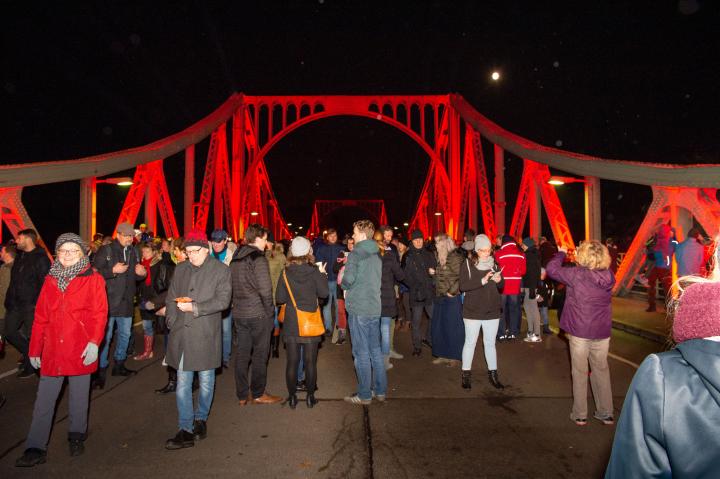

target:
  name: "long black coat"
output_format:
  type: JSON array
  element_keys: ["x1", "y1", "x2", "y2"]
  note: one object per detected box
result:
[
  {"x1": 165, "y1": 255, "x2": 231, "y2": 371},
  {"x1": 276, "y1": 263, "x2": 329, "y2": 342},
  {"x1": 522, "y1": 246, "x2": 541, "y2": 293},
  {"x1": 93, "y1": 240, "x2": 144, "y2": 317},
  {"x1": 402, "y1": 246, "x2": 436, "y2": 306},
  {"x1": 380, "y1": 248, "x2": 404, "y2": 317}
]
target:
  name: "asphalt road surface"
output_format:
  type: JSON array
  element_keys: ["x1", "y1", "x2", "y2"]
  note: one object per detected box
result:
[{"x1": 0, "y1": 314, "x2": 665, "y2": 478}]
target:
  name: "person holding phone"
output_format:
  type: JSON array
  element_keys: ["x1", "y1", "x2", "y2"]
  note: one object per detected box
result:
[{"x1": 459, "y1": 234, "x2": 505, "y2": 389}]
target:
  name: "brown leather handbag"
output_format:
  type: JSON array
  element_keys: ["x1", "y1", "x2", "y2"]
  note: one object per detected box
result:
[{"x1": 280, "y1": 270, "x2": 324, "y2": 337}]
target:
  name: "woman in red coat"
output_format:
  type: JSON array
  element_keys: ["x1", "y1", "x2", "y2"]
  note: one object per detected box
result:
[{"x1": 15, "y1": 233, "x2": 108, "y2": 468}]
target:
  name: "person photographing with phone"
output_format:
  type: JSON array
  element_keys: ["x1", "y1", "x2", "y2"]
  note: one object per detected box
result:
[
  {"x1": 92, "y1": 223, "x2": 146, "y2": 388},
  {"x1": 459, "y1": 234, "x2": 506, "y2": 390}
]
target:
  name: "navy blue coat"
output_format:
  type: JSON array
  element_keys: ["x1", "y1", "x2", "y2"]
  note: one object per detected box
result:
[{"x1": 605, "y1": 339, "x2": 720, "y2": 478}]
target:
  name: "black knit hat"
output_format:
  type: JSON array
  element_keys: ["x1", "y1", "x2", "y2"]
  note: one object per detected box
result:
[{"x1": 410, "y1": 229, "x2": 424, "y2": 240}]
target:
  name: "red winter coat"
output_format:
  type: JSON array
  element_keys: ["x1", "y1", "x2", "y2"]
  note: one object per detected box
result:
[
  {"x1": 29, "y1": 266, "x2": 108, "y2": 377},
  {"x1": 495, "y1": 242, "x2": 526, "y2": 295}
]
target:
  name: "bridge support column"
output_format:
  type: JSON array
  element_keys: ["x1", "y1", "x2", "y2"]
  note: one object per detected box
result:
[
  {"x1": 145, "y1": 182, "x2": 157, "y2": 235},
  {"x1": 79, "y1": 177, "x2": 97, "y2": 241},
  {"x1": 529, "y1": 179, "x2": 541, "y2": 240},
  {"x1": 584, "y1": 176, "x2": 601, "y2": 241},
  {"x1": 494, "y1": 145, "x2": 505, "y2": 236},
  {"x1": 184, "y1": 145, "x2": 195, "y2": 234}
]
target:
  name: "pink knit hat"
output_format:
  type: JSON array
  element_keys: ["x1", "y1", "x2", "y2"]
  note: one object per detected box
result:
[{"x1": 672, "y1": 281, "x2": 720, "y2": 343}]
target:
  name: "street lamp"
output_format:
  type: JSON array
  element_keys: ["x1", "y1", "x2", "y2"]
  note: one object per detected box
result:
[
  {"x1": 547, "y1": 176, "x2": 601, "y2": 241},
  {"x1": 250, "y1": 211, "x2": 259, "y2": 216},
  {"x1": 80, "y1": 176, "x2": 135, "y2": 240},
  {"x1": 95, "y1": 177, "x2": 133, "y2": 186}
]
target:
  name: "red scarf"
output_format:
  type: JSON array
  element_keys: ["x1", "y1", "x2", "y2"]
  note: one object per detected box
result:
[{"x1": 142, "y1": 258, "x2": 152, "y2": 286}]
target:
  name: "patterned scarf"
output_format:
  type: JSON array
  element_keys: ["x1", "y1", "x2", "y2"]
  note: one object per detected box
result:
[{"x1": 49, "y1": 256, "x2": 90, "y2": 292}]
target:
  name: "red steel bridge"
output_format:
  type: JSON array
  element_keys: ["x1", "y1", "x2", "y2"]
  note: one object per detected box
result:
[{"x1": 2, "y1": 93, "x2": 720, "y2": 295}]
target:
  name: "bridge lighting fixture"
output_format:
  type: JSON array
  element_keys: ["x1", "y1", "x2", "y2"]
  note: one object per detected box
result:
[
  {"x1": 434, "y1": 212, "x2": 442, "y2": 216},
  {"x1": 287, "y1": 222, "x2": 293, "y2": 226},
  {"x1": 96, "y1": 177, "x2": 133, "y2": 186},
  {"x1": 547, "y1": 176, "x2": 588, "y2": 186},
  {"x1": 491, "y1": 71, "x2": 500, "y2": 81},
  {"x1": 250, "y1": 211, "x2": 259, "y2": 216},
  {"x1": 403, "y1": 222, "x2": 409, "y2": 227}
]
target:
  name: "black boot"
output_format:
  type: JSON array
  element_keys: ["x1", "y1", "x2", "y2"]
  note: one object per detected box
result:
[
  {"x1": 271, "y1": 336, "x2": 280, "y2": 358},
  {"x1": 111, "y1": 361, "x2": 136, "y2": 376},
  {"x1": 461, "y1": 370, "x2": 472, "y2": 390},
  {"x1": 288, "y1": 394, "x2": 298, "y2": 409},
  {"x1": 156, "y1": 368, "x2": 177, "y2": 394},
  {"x1": 306, "y1": 393, "x2": 318, "y2": 408},
  {"x1": 192, "y1": 420, "x2": 207, "y2": 441},
  {"x1": 92, "y1": 367, "x2": 107, "y2": 389},
  {"x1": 165, "y1": 430, "x2": 195, "y2": 450},
  {"x1": 488, "y1": 370, "x2": 505, "y2": 389}
]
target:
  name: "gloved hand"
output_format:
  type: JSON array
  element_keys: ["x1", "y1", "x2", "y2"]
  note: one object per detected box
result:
[
  {"x1": 81, "y1": 342, "x2": 99, "y2": 366},
  {"x1": 30, "y1": 357, "x2": 41, "y2": 369}
]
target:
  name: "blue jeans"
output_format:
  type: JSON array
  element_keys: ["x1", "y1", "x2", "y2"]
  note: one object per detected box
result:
[
  {"x1": 499, "y1": 295, "x2": 522, "y2": 337},
  {"x1": 176, "y1": 355, "x2": 215, "y2": 433},
  {"x1": 347, "y1": 314, "x2": 387, "y2": 400},
  {"x1": 540, "y1": 305, "x2": 549, "y2": 326},
  {"x1": 100, "y1": 316, "x2": 132, "y2": 368},
  {"x1": 222, "y1": 313, "x2": 232, "y2": 364},
  {"x1": 380, "y1": 316, "x2": 392, "y2": 355},
  {"x1": 322, "y1": 281, "x2": 338, "y2": 332}
]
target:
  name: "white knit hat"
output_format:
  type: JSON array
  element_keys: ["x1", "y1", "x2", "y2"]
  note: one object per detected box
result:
[
  {"x1": 474, "y1": 234, "x2": 492, "y2": 251},
  {"x1": 290, "y1": 236, "x2": 311, "y2": 257}
]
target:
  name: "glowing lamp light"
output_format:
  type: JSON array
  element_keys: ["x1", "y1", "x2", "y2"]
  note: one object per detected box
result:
[
  {"x1": 298, "y1": 226, "x2": 303, "y2": 230},
  {"x1": 287, "y1": 222, "x2": 293, "y2": 226},
  {"x1": 96, "y1": 177, "x2": 133, "y2": 186},
  {"x1": 434, "y1": 212, "x2": 442, "y2": 216},
  {"x1": 250, "y1": 211, "x2": 259, "y2": 216},
  {"x1": 393, "y1": 226, "x2": 399, "y2": 230},
  {"x1": 491, "y1": 71, "x2": 500, "y2": 81},
  {"x1": 547, "y1": 176, "x2": 588, "y2": 186},
  {"x1": 403, "y1": 222, "x2": 409, "y2": 227}
]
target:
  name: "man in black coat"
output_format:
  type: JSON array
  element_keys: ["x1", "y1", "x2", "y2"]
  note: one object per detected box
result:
[
  {"x1": 231, "y1": 224, "x2": 281, "y2": 405},
  {"x1": 4, "y1": 229, "x2": 50, "y2": 378},
  {"x1": 401, "y1": 229, "x2": 437, "y2": 356},
  {"x1": 92, "y1": 223, "x2": 146, "y2": 385}
]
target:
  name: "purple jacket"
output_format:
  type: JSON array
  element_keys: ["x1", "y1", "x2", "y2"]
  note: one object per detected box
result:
[{"x1": 546, "y1": 252, "x2": 615, "y2": 339}]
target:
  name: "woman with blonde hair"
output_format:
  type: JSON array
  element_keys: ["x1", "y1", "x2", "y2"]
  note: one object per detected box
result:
[
  {"x1": 546, "y1": 240, "x2": 615, "y2": 426},
  {"x1": 430, "y1": 233, "x2": 466, "y2": 367}
]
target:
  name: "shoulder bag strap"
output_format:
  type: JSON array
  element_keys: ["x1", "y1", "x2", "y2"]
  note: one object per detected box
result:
[{"x1": 282, "y1": 270, "x2": 298, "y2": 309}]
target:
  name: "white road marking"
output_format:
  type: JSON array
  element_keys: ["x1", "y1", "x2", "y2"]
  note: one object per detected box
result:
[
  {"x1": 608, "y1": 352, "x2": 640, "y2": 369},
  {"x1": 0, "y1": 367, "x2": 19, "y2": 380}
]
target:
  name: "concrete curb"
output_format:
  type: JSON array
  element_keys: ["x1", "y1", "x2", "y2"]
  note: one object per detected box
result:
[{"x1": 611, "y1": 319, "x2": 667, "y2": 344}]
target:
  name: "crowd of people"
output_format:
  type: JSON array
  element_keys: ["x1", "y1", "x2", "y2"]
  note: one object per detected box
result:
[{"x1": 1, "y1": 220, "x2": 718, "y2": 476}]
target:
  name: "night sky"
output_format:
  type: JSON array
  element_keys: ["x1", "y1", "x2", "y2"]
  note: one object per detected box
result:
[{"x1": 2, "y1": 1, "x2": 719, "y2": 244}]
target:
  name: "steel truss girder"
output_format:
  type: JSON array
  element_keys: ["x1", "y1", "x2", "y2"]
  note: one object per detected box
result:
[
  {"x1": 509, "y1": 160, "x2": 575, "y2": 250},
  {"x1": 614, "y1": 186, "x2": 720, "y2": 295},
  {"x1": 115, "y1": 160, "x2": 178, "y2": 238},
  {"x1": 308, "y1": 200, "x2": 389, "y2": 238}
]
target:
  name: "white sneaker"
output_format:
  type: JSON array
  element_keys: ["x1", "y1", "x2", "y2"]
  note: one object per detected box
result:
[
  {"x1": 389, "y1": 349, "x2": 404, "y2": 359},
  {"x1": 523, "y1": 334, "x2": 542, "y2": 343}
]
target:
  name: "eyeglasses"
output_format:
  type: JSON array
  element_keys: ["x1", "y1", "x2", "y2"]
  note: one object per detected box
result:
[
  {"x1": 57, "y1": 249, "x2": 82, "y2": 256},
  {"x1": 186, "y1": 248, "x2": 203, "y2": 255}
]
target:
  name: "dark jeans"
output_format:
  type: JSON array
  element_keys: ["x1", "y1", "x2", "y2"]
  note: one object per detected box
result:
[
  {"x1": 4, "y1": 307, "x2": 34, "y2": 371},
  {"x1": 233, "y1": 316, "x2": 272, "y2": 400},
  {"x1": 499, "y1": 294, "x2": 522, "y2": 337},
  {"x1": 410, "y1": 303, "x2": 434, "y2": 349},
  {"x1": 647, "y1": 267, "x2": 671, "y2": 309},
  {"x1": 286, "y1": 341, "x2": 318, "y2": 396}
]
